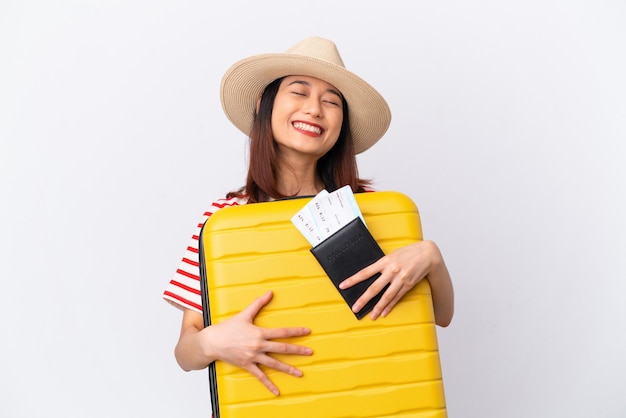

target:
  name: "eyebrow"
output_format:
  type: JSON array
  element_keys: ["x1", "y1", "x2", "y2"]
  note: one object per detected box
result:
[{"x1": 287, "y1": 79, "x2": 343, "y2": 100}]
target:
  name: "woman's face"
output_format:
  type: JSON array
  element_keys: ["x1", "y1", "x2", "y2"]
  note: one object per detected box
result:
[{"x1": 271, "y1": 75, "x2": 344, "y2": 162}]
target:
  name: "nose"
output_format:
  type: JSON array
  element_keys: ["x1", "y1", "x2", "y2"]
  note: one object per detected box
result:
[{"x1": 303, "y1": 96, "x2": 323, "y2": 118}]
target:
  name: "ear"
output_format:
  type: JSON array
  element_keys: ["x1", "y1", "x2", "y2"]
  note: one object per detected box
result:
[{"x1": 255, "y1": 95, "x2": 262, "y2": 115}]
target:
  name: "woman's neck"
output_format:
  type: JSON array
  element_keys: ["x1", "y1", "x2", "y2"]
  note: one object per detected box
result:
[{"x1": 275, "y1": 161, "x2": 324, "y2": 196}]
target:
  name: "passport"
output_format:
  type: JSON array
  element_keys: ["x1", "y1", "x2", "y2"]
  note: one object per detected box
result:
[{"x1": 310, "y1": 217, "x2": 389, "y2": 319}]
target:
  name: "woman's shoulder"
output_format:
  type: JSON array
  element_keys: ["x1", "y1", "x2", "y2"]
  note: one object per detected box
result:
[
  {"x1": 213, "y1": 194, "x2": 250, "y2": 207},
  {"x1": 204, "y1": 194, "x2": 250, "y2": 216}
]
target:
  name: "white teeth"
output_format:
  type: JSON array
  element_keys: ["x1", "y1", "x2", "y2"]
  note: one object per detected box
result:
[{"x1": 293, "y1": 122, "x2": 322, "y2": 134}]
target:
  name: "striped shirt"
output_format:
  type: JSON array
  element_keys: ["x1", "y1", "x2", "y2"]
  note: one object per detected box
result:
[{"x1": 162, "y1": 195, "x2": 249, "y2": 312}]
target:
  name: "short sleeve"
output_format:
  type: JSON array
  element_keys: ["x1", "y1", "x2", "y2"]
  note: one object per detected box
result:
[{"x1": 162, "y1": 196, "x2": 248, "y2": 312}]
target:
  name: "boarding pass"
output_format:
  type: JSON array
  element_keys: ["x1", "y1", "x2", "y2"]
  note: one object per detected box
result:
[{"x1": 291, "y1": 185, "x2": 366, "y2": 247}]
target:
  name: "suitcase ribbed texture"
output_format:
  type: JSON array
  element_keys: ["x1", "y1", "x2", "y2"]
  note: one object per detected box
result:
[{"x1": 201, "y1": 191, "x2": 447, "y2": 417}]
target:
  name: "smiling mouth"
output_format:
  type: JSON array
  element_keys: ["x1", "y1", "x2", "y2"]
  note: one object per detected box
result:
[{"x1": 293, "y1": 121, "x2": 323, "y2": 135}]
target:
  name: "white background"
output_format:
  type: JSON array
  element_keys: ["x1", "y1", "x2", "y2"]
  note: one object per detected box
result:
[{"x1": 1, "y1": 1, "x2": 625, "y2": 417}]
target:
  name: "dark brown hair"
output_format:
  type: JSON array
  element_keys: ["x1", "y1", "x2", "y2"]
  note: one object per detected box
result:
[{"x1": 228, "y1": 77, "x2": 370, "y2": 203}]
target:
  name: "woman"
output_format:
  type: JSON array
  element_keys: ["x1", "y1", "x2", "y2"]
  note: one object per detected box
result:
[{"x1": 163, "y1": 37, "x2": 454, "y2": 397}]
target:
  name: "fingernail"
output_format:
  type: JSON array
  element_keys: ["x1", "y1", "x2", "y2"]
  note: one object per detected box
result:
[
  {"x1": 338, "y1": 281, "x2": 346, "y2": 289},
  {"x1": 370, "y1": 308, "x2": 382, "y2": 320},
  {"x1": 352, "y1": 303, "x2": 361, "y2": 312}
]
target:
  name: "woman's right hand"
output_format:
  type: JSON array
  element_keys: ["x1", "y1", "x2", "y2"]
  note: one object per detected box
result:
[{"x1": 175, "y1": 290, "x2": 313, "y2": 396}]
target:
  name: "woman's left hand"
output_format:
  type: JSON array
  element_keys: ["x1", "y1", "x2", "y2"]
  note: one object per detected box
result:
[{"x1": 339, "y1": 240, "x2": 454, "y2": 326}]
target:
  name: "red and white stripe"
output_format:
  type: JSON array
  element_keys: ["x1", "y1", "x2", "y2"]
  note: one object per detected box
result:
[{"x1": 163, "y1": 195, "x2": 249, "y2": 312}]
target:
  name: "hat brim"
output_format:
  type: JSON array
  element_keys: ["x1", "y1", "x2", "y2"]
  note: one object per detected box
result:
[{"x1": 220, "y1": 54, "x2": 391, "y2": 154}]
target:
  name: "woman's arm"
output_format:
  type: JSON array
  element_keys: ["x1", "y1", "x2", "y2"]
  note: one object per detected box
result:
[
  {"x1": 422, "y1": 242, "x2": 454, "y2": 327},
  {"x1": 339, "y1": 240, "x2": 454, "y2": 326},
  {"x1": 174, "y1": 290, "x2": 313, "y2": 396}
]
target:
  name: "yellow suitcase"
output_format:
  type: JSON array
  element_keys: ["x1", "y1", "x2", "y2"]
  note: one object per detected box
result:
[{"x1": 199, "y1": 191, "x2": 447, "y2": 417}]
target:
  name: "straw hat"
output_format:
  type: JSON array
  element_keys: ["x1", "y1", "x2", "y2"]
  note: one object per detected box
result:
[{"x1": 220, "y1": 37, "x2": 391, "y2": 154}]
